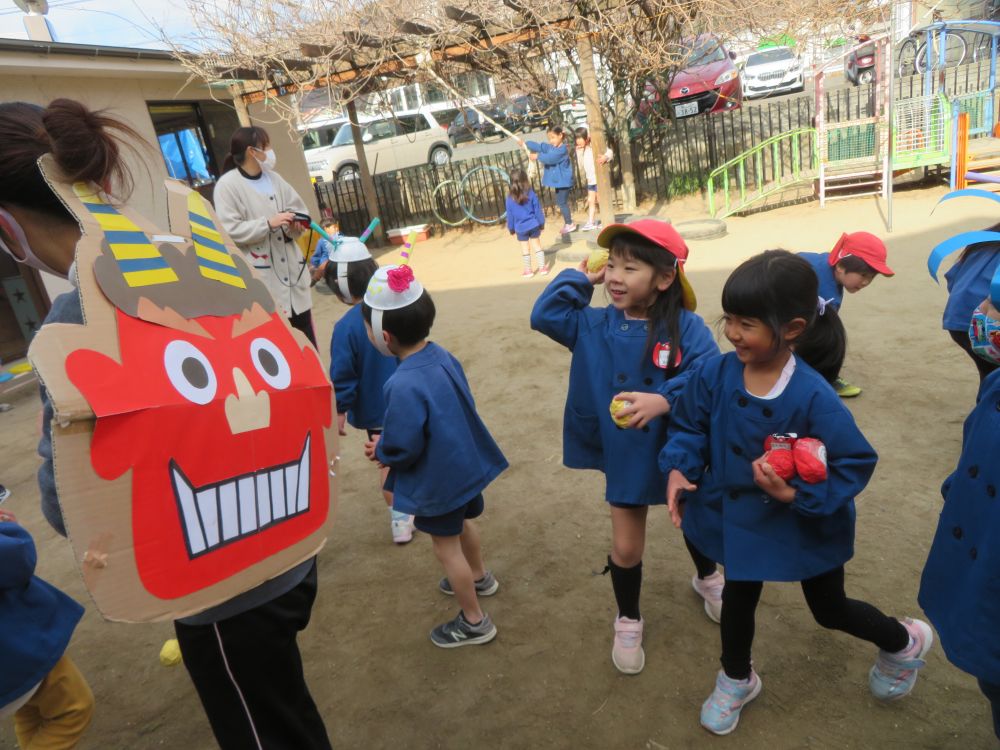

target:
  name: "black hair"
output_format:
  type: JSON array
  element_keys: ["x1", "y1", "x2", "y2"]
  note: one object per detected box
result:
[
  {"x1": 222, "y1": 126, "x2": 269, "y2": 173},
  {"x1": 834, "y1": 255, "x2": 877, "y2": 276},
  {"x1": 608, "y1": 232, "x2": 684, "y2": 374},
  {"x1": 574, "y1": 126, "x2": 590, "y2": 142},
  {"x1": 547, "y1": 125, "x2": 566, "y2": 143},
  {"x1": 508, "y1": 167, "x2": 531, "y2": 204},
  {"x1": 324, "y1": 257, "x2": 379, "y2": 303},
  {"x1": 722, "y1": 250, "x2": 846, "y2": 383},
  {"x1": 321, "y1": 216, "x2": 340, "y2": 229},
  {"x1": 361, "y1": 290, "x2": 436, "y2": 346}
]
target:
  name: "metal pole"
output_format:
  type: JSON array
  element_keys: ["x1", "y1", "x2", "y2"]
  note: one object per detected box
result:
[{"x1": 887, "y1": 4, "x2": 896, "y2": 232}]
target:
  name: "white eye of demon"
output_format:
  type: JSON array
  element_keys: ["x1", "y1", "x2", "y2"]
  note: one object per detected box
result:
[
  {"x1": 250, "y1": 338, "x2": 291, "y2": 390},
  {"x1": 164, "y1": 340, "x2": 217, "y2": 405}
]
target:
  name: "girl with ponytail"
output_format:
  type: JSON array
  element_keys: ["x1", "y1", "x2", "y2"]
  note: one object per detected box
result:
[{"x1": 660, "y1": 250, "x2": 930, "y2": 735}]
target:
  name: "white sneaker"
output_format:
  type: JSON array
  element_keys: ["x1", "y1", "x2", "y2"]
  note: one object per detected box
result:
[
  {"x1": 390, "y1": 511, "x2": 414, "y2": 544},
  {"x1": 692, "y1": 571, "x2": 725, "y2": 623},
  {"x1": 611, "y1": 615, "x2": 645, "y2": 674}
]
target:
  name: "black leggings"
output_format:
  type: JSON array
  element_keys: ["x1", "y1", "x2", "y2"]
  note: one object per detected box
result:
[
  {"x1": 289, "y1": 309, "x2": 318, "y2": 349},
  {"x1": 720, "y1": 566, "x2": 909, "y2": 680},
  {"x1": 949, "y1": 329, "x2": 1000, "y2": 383}
]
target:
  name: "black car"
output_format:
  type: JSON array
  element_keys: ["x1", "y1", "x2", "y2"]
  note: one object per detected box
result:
[
  {"x1": 447, "y1": 108, "x2": 496, "y2": 145},
  {"x1": 502, "y1": 95, "x2": 553, "y2": 132}
]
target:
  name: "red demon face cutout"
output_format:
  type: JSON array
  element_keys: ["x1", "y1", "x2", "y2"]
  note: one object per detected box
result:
[{"x1": 64, "y1": 304, "x2": 331, "y2": 600}]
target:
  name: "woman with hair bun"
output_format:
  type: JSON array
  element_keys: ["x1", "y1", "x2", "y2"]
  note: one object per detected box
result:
[
  {"x1": 0, "y1": 99, "x2": 331, "y2": 750},
  {"x1": 213, "y1": 126, "x2": 317, "y2": 347}
]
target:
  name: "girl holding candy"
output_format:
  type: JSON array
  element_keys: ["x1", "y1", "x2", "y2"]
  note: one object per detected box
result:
[{"x1": 660, "y1": 250, "x2": 931, "y2": 736}]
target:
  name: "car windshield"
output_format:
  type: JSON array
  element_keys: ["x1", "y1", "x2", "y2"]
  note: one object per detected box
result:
[
  {"x1": 688, "y1": 38, "x2": 727, "y2": 66},
  {"x1": 747, "y1": 48, "x2": 795, "y2": 66},
  {"x1": 332, "y1": 122, "x2": 356, "y2": 147}
]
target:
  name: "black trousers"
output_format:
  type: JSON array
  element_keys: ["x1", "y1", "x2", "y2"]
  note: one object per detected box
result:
[
  {"x1": 949, "y1": 328, "x2": 1000, "y2": 383},
  {"x1": 174, "y1": 562, "x2": 331, "y2": 750},
  {"x1": 720, "y1": 566, "x2": 909, "y2": 680},
  {"x1": 289, "y1": 309, "x2": 318, "y2": 349}
]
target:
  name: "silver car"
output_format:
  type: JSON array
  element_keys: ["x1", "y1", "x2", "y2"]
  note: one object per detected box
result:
[{"x1": 741, "y1": 47, "x2": 805, "y2": 99}]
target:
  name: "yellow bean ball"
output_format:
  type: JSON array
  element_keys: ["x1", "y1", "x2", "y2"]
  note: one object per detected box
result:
[
  {"x1": 587, "y1": 248, "x2": 609, "y2": 274},
  {"x1": 159, "y1": 638, "x2": 183, "y2": 667},
  {"x1": 609, "y1": 398, "x2": 632, "y2": 428}
]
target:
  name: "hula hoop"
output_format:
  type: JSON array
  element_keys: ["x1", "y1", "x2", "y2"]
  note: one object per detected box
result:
[
  {"x1": 432, "y1": 179, "x2": 467, "y2": 227},
  {"x1": 459, "y1": 165, "x2": 510, "y2": 225}
]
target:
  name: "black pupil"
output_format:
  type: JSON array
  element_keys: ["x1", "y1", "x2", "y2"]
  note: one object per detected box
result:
[
  {"x1": 258, "y1": 348, "x2": 280, "y2": 377},
  {"x1": 182, "y1": 357, "x2": 209, "y2": 389}
]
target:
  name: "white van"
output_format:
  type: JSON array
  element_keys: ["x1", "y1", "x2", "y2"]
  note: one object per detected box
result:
[{"x1": 306, "y1": 110, "x2": 453, "y2": 182}]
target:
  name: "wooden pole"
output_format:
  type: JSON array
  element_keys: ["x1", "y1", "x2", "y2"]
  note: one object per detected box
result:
[
  {"x1": 229, "y1": 84, "x2": 252, "y2": 126},
  {"x1": 345, "y1": 98, "x2": 386, "y2": 246},
  {"x1": 576, "y1": 31, "x2": 615, "y2": 227}
]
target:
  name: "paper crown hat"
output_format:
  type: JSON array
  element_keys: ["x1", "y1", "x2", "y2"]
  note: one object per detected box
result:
[
  {"x1": 328, "y1": 236, "x2": 372, "y2": 299},
  {"x1": 363, "y1": 265, "x2": 424, "y2": 355}
]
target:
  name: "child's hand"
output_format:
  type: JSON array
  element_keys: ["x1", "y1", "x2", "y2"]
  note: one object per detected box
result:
[
  {"x1": 612, "y1": 392, "x2": 669, "y2": 429},
  {"x1": 0, "y1": 509, "x2": 17, "y2": 523},
  {"x1": 337, "y1": 413, "x2": 347, "y2": 437},
  {"x1": 598, "y1": 155, "x2": 610, "y2": 165},
  {"x1": 364, "y1": 434, "x2": 381, "y2": 462},
  {"x1": 577, "y1": 259, "x2": 606, "y2": 285},
  {"x1": 666, "y1": 469, "x2": 695, "y2": 528},
  {"x1": 528, "y1": 153, "x2": 539, "y2": 161},
  {"x1": 752, "y1": 456, "x2": 796, "y2": 503}
]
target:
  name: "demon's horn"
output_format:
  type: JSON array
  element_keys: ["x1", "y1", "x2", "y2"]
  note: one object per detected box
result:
[{"x1": 186, "y1": 191, "x2": 247, "y2": 289}]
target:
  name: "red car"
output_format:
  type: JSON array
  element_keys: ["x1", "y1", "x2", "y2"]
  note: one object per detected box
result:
[{"x1": 640, "y1": 36, "x2": 743, "y2": 120}]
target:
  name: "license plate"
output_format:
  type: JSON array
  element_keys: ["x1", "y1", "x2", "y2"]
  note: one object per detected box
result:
[{"x1": 674, "y1": 101, "x2": 699, "y2": 118}]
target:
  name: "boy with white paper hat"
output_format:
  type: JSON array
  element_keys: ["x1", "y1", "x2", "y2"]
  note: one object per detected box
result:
[
  {"x1": 361, "y1": 255, "x2": 508, "y2": 647},
  {"x1": 324, "y1": 235, "x2": 412, "y2": 543}
]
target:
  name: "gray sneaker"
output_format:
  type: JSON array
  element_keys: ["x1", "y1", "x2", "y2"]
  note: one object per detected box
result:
[
  {"x1": 430, "y1": 611, "x2": 497, "y2": 648},
  {"x1": 438, "y1": 570, "x2": 499, "y2": 596}
]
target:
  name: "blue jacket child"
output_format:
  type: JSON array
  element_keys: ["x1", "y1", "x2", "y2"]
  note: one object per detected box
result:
[
  {"x1": 797, "y1": 251, "x2": 844, "y2": 308},
  {"x1": 505, "y1": 188, "x2": 545, "y2": 237},
  {"x1": 659, "y1": 353, "x2": 878, "y2": 582},
  {"x1": 523, "y1": 141, "x2": 573, "y2": 189},
  {"x1": 531, "y1": 268, "x2": 718, "y2": 505},
  {"x1": 330, "y1": 304, "x2": 397, "y2": 430},
  {"x1": 375, "y1": 342, "x2": 508, "y2": 517},
  {"x1": 919, "y1": 368, "x2": 1000, "y2": 726},
  {"x1": 1, "y1": 521, "x2": 84, "y2": 708}
]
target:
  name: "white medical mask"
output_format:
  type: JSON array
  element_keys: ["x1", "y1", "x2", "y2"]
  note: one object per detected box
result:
[
  {"x1": 0, "y1": 206, "x2": 67, "y2": 278},
  {"x1": 255, "y1": 148, "x2": 277, "y2": 171}
]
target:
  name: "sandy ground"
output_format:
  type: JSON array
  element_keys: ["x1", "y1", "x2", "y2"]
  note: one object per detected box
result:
[{"x1": 2, "y1": 184, "x2": 999, "y2": 749}]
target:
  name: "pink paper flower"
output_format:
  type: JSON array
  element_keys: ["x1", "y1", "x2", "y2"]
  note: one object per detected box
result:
[{"x1": 387, "y1": 265, "x2": 414, "y2": 293}]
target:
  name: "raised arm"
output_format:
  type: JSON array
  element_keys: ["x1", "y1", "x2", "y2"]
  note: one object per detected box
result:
[{"x1": 530, "y1": 268, "x2": 597, "y2": 349}]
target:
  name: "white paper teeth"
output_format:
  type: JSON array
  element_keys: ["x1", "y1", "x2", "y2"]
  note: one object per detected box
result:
[{"x1": 171, "y1": 435, "x2": 311, "y2": 558}]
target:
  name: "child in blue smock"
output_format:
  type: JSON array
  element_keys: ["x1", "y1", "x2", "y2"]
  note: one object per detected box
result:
[
  {"x1": 661, "y1": 250, "x2": 930, "y2": 736},
  {"x1": 920, "y1": 295, "x2": 1000, "y2": 740},
  {"x1": 940, "y1": 225, "x2": 1000, "y2": 382},
  {"x1": 531, "y1": 219, "x2": 720, "y2": 676},
  {"x1": 324, "y1": 236, "x2": 409, "y2": 544},
  {"x1": 1, "y1": 511, "x2": 94, "y2": 747},
  {"x1": 505, "y1": 166, "x2": 548, "y2": 277},
  {"x1": 797, "y1": 231, "x2": 894, "y2": 398},
  {"x1": 517, "y1": 126, "x2": 575, "y2": 234},
  {"x1": 361, "y1": 264, "x2": 508, "y2": 648}
]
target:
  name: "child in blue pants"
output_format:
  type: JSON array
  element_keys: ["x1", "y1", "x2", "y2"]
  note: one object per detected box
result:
[{"x1": 519, "y1": 126, "x2": 575, "y2": 234}]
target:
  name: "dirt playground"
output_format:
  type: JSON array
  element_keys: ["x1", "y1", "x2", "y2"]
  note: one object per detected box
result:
[{"x1": 1, "y1": 185, "x2": 997, "y2": 749}]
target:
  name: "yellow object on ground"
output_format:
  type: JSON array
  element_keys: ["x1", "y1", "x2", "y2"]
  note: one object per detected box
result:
[
  {"x1": 159, "y1": 638, "x2": 182, "y2": 667},
  {"x1": 8, "y1": 362, "x2": 32, "y2": 374},
  {"x1": 609, "y1": 398, "x2": 632, "y2": 428},
  {"x1": 587, "y1": 248, "x2": 609, "y2": 274}
]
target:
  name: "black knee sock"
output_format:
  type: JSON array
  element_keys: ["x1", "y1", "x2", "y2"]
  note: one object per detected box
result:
[
  {"x1": 684, "y1": 535, "x2": 717, "y2": 579},
  {"x1": 608, "y1": 556, "x2": 642, "y2": 620}
]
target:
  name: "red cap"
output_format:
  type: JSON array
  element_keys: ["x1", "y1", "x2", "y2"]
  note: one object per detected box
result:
[
  {"x1": 828, "y1": 231, "x2": 894, "y2": 276},
  {"x1": 596, "y1": 220, "x2": 696, "y2": 310}
]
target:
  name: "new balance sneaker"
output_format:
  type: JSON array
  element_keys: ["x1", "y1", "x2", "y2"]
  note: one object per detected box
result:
[
  {"x1": 869, "y1": 618, "x2": 933, "y2": 701},
  {"x1": 390, "y1": 510, "x2": 414, "y2": 544},
  {"x1": 611, "y1": 615, "x2": 645, "y2": 674},
  {"x1": 430, "y1": 611, "x2": 497, "y2": 648},
  {"x1": 700, "y1": 670, "x2": 762, "y2": 735},
  {"x1": 439, "y1": 570, "x2": 499, "y2": 596},
  {"x1": 692, "y1": 571, "x2": 725, "y2": 624},
  {"x1": 834, "y1": 377, "x2": 862, "y2": 398}
]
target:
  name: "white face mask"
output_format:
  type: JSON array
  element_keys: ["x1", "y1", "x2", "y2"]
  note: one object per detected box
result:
[
  {"x1": 255, "y1": 148, "x2": 277, "y2": 171},
  {"x1": 0, "y1": 206, "x2": 67, "y2": 278}
]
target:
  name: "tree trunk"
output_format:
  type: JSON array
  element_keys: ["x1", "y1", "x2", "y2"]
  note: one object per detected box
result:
[
  {"x1": 576, "y1": 31, "x2": 615, "y2": 227},
  {"x1": 346, "y1": 98, "x2": 386, "y2": 246},
  {"x1": 614, "y1": 94, "x2": 637, "y2": 211}
]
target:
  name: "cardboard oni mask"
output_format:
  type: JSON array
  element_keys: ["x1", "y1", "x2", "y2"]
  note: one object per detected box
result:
[{"x1": 29, "y1": 158, "x2": 337, "y2": 622}]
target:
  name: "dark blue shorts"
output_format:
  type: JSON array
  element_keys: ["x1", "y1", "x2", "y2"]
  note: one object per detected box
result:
[
  {"x1": 413, "y1": 494, "x2": 485, "y2": 537},
  {"x1": 516, "y1": 227, "x2": 542, "y2": 242},
  {"x1": 366, "y1": 428, "x2": 383, "y2": 440},
  {"x1": 587, "y1": 184, "x2": 598, "y2": 192}
]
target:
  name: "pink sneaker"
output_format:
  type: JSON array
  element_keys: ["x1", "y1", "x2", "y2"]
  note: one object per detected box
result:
[
  {"x1": 537, "y1": 263, "x2": 551, "y2": 276},
  {"x1": 611, "y1": 616, "x2": 645, "y2": 674},
  {"x1": 692, "y1": 571, "x2": 725, "y2": 623},
  {"x1": 390, "y1": 511, "x2": 414, "y2": 544},
  {"x1": 521, "y1": 268, "x2": 535, "y2": 278},
  {"x1": 869, "y1": 618, "x2": 933, "y2": 701}
]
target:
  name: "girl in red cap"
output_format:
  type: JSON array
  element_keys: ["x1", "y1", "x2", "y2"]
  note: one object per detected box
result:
[
  {"x1": 531, "y1": 219, "x2": 721, "y2": 675},
  {"x1": 797, "y1": 231, "x2": 894, "y2": 397}
]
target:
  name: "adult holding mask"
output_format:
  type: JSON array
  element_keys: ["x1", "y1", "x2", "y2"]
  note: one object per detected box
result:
[
  {"x1": 213, "y1": 126, "x2": 318, "y2": 346},
  {"x1": 0, "y1": 99, "x2": 332, "y2": 750}
]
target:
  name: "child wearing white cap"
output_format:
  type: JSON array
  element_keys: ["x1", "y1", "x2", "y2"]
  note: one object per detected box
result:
[
  {"x1": 361, "y1": 264, "x2": 508, "y2": 647},
  {"x1": 324, "y1": 237, "x2": 413, "y2": 544}
]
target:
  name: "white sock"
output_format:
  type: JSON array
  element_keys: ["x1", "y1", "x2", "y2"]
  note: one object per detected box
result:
[
  {"x1": 534, "y1": 249, "x2": 545, "y2": 269},
  {"x1": 522, "y1": 254, "x2": 532, "y2": 272}
]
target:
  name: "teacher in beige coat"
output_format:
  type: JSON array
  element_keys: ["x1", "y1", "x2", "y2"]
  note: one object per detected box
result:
[{"x1": 213, "y1": 126, "x2": 317, "y2": 346}]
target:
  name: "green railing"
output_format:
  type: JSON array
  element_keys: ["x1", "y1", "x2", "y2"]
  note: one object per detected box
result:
[{"x1": 706, "y1": 128, "x2": 818, "y2": 218}]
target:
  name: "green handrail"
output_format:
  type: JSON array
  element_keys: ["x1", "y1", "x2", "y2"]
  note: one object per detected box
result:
[{"x1": 707, "y1": 127, "x2": 818, "y2": 217}]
